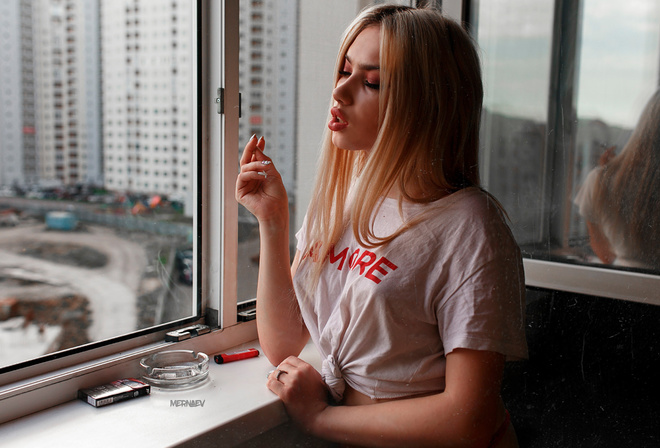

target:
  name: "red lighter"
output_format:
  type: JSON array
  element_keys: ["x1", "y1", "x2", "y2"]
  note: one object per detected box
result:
[{"x1": 214, "y1": 348, "x2": 260, "y2": 364}]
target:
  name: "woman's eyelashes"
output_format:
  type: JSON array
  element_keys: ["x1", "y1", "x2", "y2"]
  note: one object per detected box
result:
[{"x1": 338, "y1": 70, "x2": 380, "y2": 90}]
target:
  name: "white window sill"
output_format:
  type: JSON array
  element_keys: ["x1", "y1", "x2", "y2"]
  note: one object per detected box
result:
[{"x1": 0, "y1": 338, "x2": 321, "y2": 447}]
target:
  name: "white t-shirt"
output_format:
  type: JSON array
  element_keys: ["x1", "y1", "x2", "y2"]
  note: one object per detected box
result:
[{"x1": 294, "y1": 188, "x2": 528, "y2": 401}]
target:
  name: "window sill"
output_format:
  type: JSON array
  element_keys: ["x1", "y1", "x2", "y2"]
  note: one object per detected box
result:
[
  {"x1": 524, "y1": 258, "x2": 660, "y2": 306},
  {"x1": 0, "y1": 335, "x2": 321, "y2": 446}
]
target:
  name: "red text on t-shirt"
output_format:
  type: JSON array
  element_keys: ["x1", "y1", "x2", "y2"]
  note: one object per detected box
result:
[{"x1": 328, "y1": 246, "x2": 398, "y2": 284}]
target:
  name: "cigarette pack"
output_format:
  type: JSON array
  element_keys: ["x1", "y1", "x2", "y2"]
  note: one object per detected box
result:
[{"x1": 78, "y1": 378, "x2": 150, "y2": 407}]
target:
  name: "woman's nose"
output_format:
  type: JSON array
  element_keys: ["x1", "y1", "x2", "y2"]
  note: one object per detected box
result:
[{"x1": 332, "y1": 78, "x2": 352, "y2": 105}]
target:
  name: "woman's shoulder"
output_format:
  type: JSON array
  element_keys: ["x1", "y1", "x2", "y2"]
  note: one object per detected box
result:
[
  {"x1": 425, "y1": 188, "x2": 517, "y2": 249},
  {"x1": 402, "y1": 188, "x2": 520, "y2": 268},
  {"x1": 430, "y1": 187, "x2": 507, "y2": 223}
]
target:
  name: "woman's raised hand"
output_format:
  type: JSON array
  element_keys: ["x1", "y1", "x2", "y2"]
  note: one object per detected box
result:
[{"x1": 236, "y1": 135, "x2": 288, "y2": 224}]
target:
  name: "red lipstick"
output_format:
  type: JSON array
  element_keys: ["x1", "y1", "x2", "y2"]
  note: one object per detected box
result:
[{"x1": 328, "y1": 107, "x2": 348, "y2": 132}]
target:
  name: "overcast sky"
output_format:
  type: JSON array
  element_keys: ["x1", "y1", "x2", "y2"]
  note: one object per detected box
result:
[{"x1": 477, "y1": 0, "x2": 660, "y2": 128}]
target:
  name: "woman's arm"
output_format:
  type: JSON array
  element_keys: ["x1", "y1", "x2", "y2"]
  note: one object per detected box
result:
[
  {"x1": 584, "y1": 146, "x2": 617, "y2": 265},
  {"x1": 256, "y1": 247, "x2": 309, "y2": 364},
  {"x1": 586, "y1": 221, "x2": 616, "y2": 264},
  {"x1": 236, "y1": 136, "x2": 309, "y2": 364},
  {"x1": 268, "y1": 348, "x2": 506, "y2": 448}
]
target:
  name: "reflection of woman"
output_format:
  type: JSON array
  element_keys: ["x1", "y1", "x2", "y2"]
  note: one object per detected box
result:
[
  {"x1": 575, "y1": 90, "x2": 660, "y2": 269},
  {"x1": 236, "y1": 5, "x2": 527, "y2": 447}
]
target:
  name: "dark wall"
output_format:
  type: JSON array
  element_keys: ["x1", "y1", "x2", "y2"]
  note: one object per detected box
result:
[{"x1": 503, "y1": 288, "x2": 660, "y2": 447}]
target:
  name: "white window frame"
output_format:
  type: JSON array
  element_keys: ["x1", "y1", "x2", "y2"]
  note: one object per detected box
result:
[{"x1": 0, "y1": 0, "x2": 257, "y2": 425}]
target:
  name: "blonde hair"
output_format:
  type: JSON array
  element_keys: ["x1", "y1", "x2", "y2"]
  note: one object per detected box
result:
[
  {"x1": 593, "y1": 90, "x2": 660, "y2": 267},
  {"x1": 303, "y1": 5, "x2": 484, "y2": 272}
]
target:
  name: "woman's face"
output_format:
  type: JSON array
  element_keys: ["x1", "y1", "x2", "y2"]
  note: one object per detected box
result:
[{"x1": 329, "y1": 26, "x2": 381, "y2": 152}]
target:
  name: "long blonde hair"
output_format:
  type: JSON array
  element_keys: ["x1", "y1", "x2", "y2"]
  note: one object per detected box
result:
[
  {"x1": 303, "y1": 5, "x2": 484, "y2": 270},
  {"x1": 593, "y1": 89, "x2": 660, "y2": 267}
]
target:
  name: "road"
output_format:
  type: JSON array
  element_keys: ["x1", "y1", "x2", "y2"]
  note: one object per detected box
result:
[{"x1": 0, "y1": 223, "x2": 147, "y2": 341}]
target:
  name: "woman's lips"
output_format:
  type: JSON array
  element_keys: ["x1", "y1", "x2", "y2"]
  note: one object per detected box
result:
[{"x1": 328, "y1": 107, "x2": 348, "y2": 132}]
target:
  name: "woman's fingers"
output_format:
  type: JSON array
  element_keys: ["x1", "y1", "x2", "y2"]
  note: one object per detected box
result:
[
  {"x1": 240, "y1": 159, "x2": 275, "y2": 180},
  {"x1": 265, "y1": 357, "x2": 330, "y2": 431},
  {"x1": 236, "y1": 135, "x2": 288, "y2": 217},
  {"x1": 240, "y1": 134, "x2": 258, "y2": 166},
  {"x1": 238, "y1": 135, "x2": 275, "y2": 185},
  {"x1": 241, "y1": 135, "x2": 270, "y2": 166},
  {"x1": 252, "y1": 137, "x2": 271, "y2": 165}
]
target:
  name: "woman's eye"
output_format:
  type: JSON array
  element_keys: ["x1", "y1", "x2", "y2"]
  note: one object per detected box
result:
[
  {"x1": 365, "y1": 81, "x2": 380, "y2": 90},
  {"x1": 338, "y1": 70, "x2": 351, "y2": 77}
]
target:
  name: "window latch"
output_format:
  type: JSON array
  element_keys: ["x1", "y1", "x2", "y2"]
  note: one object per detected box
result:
[
  {"x1": 216, "y1": 88, "x2": 241, "y2": 117},
  {"x1": 216, "y1": 87, "x2": 224, "y2": 114}
]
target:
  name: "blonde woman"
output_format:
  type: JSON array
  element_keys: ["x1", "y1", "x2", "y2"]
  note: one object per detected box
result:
[
  {"x1": 236, "y1": 5, "x2": 527, "y2": 447},
  {"x1": 575, "y1": 90, "x2": 660, "y2": 269}
]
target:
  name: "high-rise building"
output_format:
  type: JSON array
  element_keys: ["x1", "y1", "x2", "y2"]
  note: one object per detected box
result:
[
  {"x1": 0, "y1": 0, "x2": 27, "y2": 188},
  {"x1": 20, "y1": 0, "x2": 39, "y2": 185},
  {"x1": 101, "y1": 0, "x2": 193, "y2": 198},
  {"x1": 238, "y1": 0, "x2": 298, "y2": 195},
  {"x1": 32, "y1": 0, "x2": 102, "y2": 187},
  {"x1": 0, "y1": 0, "x2": 102, "y2": 190}
]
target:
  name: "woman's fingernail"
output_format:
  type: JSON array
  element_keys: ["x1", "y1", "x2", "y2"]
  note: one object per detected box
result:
[{"x1": 249, "y1": 134, "x2": 257, "y2": 142}]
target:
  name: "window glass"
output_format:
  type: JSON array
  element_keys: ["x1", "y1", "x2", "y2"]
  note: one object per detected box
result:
[
  {"x1": 474, "y1": 0, "x2": 555, "y2": 246},
  {"x1": 569, "y1": 1, "x2": 660, "y2": 271},
  {"x1": 0, "y1": 0, "x2": 198, "y2": 371},
  {"x1": 474, "y1": 0, "x2": 660, "y2": 275},
  {"x1": 236, "y1": 0, "x2": 300, "y2": 302}
]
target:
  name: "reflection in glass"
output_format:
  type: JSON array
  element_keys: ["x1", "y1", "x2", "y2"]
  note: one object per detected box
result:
[
  {"x1": 0, "y1": 0, "x2": 195, "y2": 370},
  {"x1": 475, "y1": 0, "x2": 660, "y2": 274},
  {"x1": 573, "y1": 90, "x2": 660, "y2": 270},
  {"x1": 570, "y1": 0, "x2": 660, "y2": 271}
]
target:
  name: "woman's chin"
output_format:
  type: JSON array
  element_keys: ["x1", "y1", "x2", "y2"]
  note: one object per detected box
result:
[{"x1": 331, "y1": 134, "x2": 370, "y2": 152}]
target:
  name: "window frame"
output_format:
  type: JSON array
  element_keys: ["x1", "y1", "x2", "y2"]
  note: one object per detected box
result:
[
  {"x1": 0, "y1": 0, "x2": 257, "y2": 425},
  {"x1": 467, "y1": 0, "x2": 660, "y2": 305}
]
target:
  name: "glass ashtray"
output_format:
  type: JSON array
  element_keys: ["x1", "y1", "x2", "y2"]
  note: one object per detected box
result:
[{"x1": 140, "y1": 350, "x2": 209, "y2": 390}]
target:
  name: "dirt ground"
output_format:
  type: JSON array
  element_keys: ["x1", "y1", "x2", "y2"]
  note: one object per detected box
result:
[{"x1": 0, "y1": 222, "x2": 192, "y2": 362}]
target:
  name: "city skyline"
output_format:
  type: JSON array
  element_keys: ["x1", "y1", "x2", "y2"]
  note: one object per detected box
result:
[{"x1": 0, "y1": 0, "x2": 302, "y2": 209}]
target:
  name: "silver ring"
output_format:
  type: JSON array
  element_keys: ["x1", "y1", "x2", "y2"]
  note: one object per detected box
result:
[
  {"x1": 275, "y1": 369, "x2": 286, "y2": 381},
  {"x1": 261, "y1": 160, "x2": 272, "y2": 165}
]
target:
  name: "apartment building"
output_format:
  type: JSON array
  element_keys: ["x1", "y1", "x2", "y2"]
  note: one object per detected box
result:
[
  {"x1": 0, "y1": 0, "x2": 30, "y2": 187},
  {"x1": 101, "y1": 0, "x2": 194, "y2": 198},
  {"x1": 238, "y1": 0, "x2": 298, "y2": 195},
  {"x1": 32, "y1": 0, "x2": 102, "y2": 186}
]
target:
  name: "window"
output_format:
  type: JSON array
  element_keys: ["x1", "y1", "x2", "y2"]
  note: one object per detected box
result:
[
  {"x1": 0, "y1": 0, "x2": 201, "y2": 373},
  {"x1": 472, "y1": 0, "x2": 660, "y2": 303}
]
